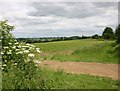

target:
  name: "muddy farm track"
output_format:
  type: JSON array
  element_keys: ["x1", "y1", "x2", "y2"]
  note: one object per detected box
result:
[{"x1": 37, "y1": 60, "x2": 119, "y2": 80}]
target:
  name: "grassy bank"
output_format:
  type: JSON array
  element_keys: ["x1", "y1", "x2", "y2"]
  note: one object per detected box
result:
[
  {"x1": 33, "y1": 67, "x2": 119, "y2": 89},
  {"x1": 2, "y1": 67, "x2": 119, "y2": 89}
]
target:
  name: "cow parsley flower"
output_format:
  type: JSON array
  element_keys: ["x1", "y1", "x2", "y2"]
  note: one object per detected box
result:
[
  {"x1": 9, "y1": 43, "x2": 12, "y2": 45},
  {"x1": 1, "y1": 52, "x2": 4, "y2": 55},
  {"x1": 24, "y1": 50, "x2": 29, "y2": 53},
  {"x1": 4, "y1": 46, "x2": 9, "y2": 49},
  {"x1": 16, "y1": 51, "x2": 23, "y2": 54},
  {"x1": 3, "y1": 64, "x2": 6, "y2": 66},
  {"x1": 7, "y1": 51, "x2": 12, "y2": 54},
  {"x1": 15, "y1": 42, "x2": 19, "y2": 45},
  {"x1": 28, "y1": 53, "x2": 34, "y2": 57},
  {"x1": 12, "y1": 46, "x2": 16, "y2": 49},
  {"x1": 36, "y1": 48, "x2": 41, "y2": 53}
]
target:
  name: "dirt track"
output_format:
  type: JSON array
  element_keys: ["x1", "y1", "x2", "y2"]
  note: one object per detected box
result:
[{"x1": 38, "y1": 60, "x2": 119, "y2": 80}]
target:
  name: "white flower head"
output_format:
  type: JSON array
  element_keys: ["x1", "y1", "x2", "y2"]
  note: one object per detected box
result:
[
  {"x1": 18, "y1": 46, "x2": 21, "y2": 48},
  {"x1": 28, "y1": 53, "x2": 34, "y2": 58},
  {"x1": 9, "y1": 43, "x2": 12, "y2": 45},
  {"x1": 7, "y1": 51, "x2": 12, "y2": 54},
  {"x1": 4, "y1": 46, "x2": 9, "y2": 49},
  {"x1": 22, "y1": 46, "x2": 28, "y2": 48},
  {"x1": 24, "y1": 50, "x2": 29, "y2": 53},
  {"x1": 16, "y1": 49, "x2": 20, "y2": 51},
  {"x1": 1, "y1": 52, "x2": 4, "y2": 55},
  {"x1": 3, "y1": 64, "x2": 6, "y2": 66},
  {"x1": 9, "y1": 50, "x2": 12, "y2": 52},
  {"x1": 14, "y1": 63, "x2": 17, "y2": 65},
  {"x1": 36, "y1": 48, "x2": 42, "y2": 53},
  {"x1": 16, "y1": 51, "x2": 23, "y2": 54},
  {"x1": 15, "y1": 42, "x2": 19, "y2": 45}
]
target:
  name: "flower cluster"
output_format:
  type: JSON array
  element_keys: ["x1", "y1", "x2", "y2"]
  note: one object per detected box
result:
[{"x1": 1, "y1": 20, "x2": 41, "y2": 71}]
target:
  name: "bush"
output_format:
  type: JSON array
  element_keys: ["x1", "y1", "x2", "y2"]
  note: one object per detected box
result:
[
  {"x1": 115, "y1": 24, "x2": 120, "y2": 44},
  {"x1": 1, "y1": 20, "x2": 44, "y2": 89},
  {"x1": 102, "y1": 27, "x2": 114, "y2": 40}
]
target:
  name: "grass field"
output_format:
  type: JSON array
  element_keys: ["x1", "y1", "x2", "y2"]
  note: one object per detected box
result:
[{"x1": 33, "y1": 39, "x2": 118, "y2": 63}]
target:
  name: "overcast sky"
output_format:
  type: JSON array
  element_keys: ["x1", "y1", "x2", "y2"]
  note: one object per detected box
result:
[{"x1": 0, "y1": 1, "x2": 118, "y2": 38}]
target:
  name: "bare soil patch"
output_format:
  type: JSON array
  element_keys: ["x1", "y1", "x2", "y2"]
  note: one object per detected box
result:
[{"x1": 38, "y1": 60, "x2": 119, "y2": 80}]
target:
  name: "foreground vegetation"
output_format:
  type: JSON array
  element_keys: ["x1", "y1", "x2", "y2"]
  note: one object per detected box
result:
[
  {"x1": 2, "y1": 66, "x2": 119, "y2": 89},
  {"x1": 33, "y1": 67, "x2": 120, "y2": 89},
  {"x1": 34, "y1": 39, "x2": 119, "y2": 64}
]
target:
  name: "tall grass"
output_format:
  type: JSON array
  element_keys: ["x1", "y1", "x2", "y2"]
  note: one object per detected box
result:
[
  {"x1": 34, "y1": 67, "x2": 119, "y2": 89},
  {"x1": 2, "y1": 66, "x2": 119, "y2": 89}
]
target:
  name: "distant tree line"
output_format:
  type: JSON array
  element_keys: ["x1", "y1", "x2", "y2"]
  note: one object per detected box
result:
[
  {"x1": 16, "y1": 36, "x2": 91, "y2": 43},
  {"x1": 16, "y1": 25, "x2": 120, "y2": 44}
]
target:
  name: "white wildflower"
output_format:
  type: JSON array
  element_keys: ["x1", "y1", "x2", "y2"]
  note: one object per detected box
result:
[
  {"x1": 16, "y1": 51, "x2": 23, "y2": 54},
  {"x1": 3, "y1": 64, "x2": 6, "y2": 66},
  {"x1": 14, "y1": 63, "x2": 17, "y2": 65},
  {"x1": 22, "y1": 46, "x2": 28, "y2": 48},
  {"x1": 9, "y1": 50, "x2": 12, "y2": 52},
  {"x1": 4, "y1": 46, "x2": 9, "y2": 49},
  {"x1": 28, "y1": 53, "x2": 34, "y2": 57},
  {"x1": 18, "y1": 46, "x2": 21, "y2": 48},
  {"x1": 24, "y1": 50, "x2": 29, "y2": 53},
  {"x1": 16, "y1": 49, "x2": 20, "y2": 51},
  {"x1": 1, "y1": 52, "x2": 4, "y2": 55},
  {"x1": 26, "y1": 43, "x2": 31, "y2": 46},
  {"x1": 35, "y1": 60, "x2": 41, "y2": 64},
  {"x1": 36, "y1": 48, "x2": 41, "y2": 53},
  {"x1": 7, "y1": 51, "x2": 12, "y2": 54},
  {"x1": 9, "y1": 43, "x2": 12, "y2": 45},
  {"x1": 15, "y1": 42, "x2": 19, "y2": 45}
]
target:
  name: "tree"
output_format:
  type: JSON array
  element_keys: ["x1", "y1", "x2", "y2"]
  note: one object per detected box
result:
[
  {"x1": 92, "y1": 34, "x2": 99, "y2": 39},
  {"x1": 115, "y1": 24, "x2": 120, "y2": 44},
  {"x1": 102, "y1": 27, "x2": 114, "y2": 40}
]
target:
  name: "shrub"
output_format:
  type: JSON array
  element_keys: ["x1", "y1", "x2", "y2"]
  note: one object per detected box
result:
[{"x1": 1, "y1": 20, "x2": 43, "y2": 89}]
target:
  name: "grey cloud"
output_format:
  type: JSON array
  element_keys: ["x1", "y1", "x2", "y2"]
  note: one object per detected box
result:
[
  {"x1": 28, "y1": 2, "x2": 108, "y2": 19},
  {"x1": 28, "y1": 2, "x2": 66, "y2": 17},
  {"x1": 93, "y1": 2, "x2": 117, "y2": 9}
]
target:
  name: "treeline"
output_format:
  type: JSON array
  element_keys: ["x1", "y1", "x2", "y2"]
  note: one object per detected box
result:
[
  {"x1": 16, "y1": 35, "x2": 104, "y2": 43},
  {"x1": 16, "y1": 36, "x2": 91, "y2": 43}
]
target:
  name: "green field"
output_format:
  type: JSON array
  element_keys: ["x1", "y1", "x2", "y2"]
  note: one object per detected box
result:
[{"x1": 33, "y1": 39, "x2": 118, "y2": 63}]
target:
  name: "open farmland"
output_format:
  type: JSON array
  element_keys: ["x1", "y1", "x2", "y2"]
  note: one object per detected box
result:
[{"x1": 34, "y1": 39, "x2": 118, "y2": 63}]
